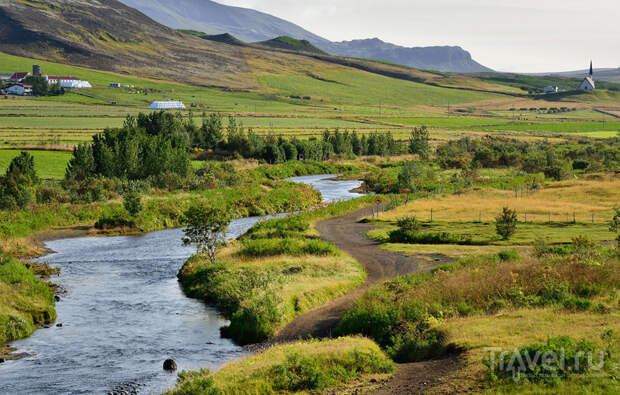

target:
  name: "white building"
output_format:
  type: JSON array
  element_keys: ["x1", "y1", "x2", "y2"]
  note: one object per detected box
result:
[
  {"x1": 6, "y1": 84, "x2": 32, "y2": 96},
  {"x1": 149, "y1": 101, "x2": 186, "y2": 110},
  {"x1": 579, "y1": 61, "x2": 596, "y2": 91},
  {"x1": 579, "y1": 77, "x2": 595, "y2": 91},
  {"x1": 45, "y1": 76, "x2": 92, "y2": 88},
  {"x1": 543, "y1": 86, "x2": 559, "y2": 94}
]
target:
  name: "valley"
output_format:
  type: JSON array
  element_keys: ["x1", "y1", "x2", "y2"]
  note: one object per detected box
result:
[{"x1": 0, "y1": 0, "x2": 619, "y2": 394}]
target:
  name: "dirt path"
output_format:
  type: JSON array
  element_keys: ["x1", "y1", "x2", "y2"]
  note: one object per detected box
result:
[
  {"x1": 269, "y1": 205, "x2": 458, "y2": 393},
  {"x1": 273, "y1": 205, "x2": 446, "y2": 341}
]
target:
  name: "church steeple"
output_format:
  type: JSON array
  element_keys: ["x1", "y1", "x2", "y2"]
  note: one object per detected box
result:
[{"x1": 589, "y1": 61, "x2": 593, "y2": 77}]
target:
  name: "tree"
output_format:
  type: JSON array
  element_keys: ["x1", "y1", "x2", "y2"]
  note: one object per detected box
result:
[
  {"x1": 610, "y1": 208, "x2": 620, "y2": 249},
  {"x1": 123, "y1": 190, "x2": 143, "y2": 217},
  {"x1": 398, "y1": 161, "x2": 424, "y2": 192},
  {"x1": 6, "y1": 151, "x2": 39, "y2": 186},
  {"x1": 409, "y1": 126, "x2": 430, "y2": 159},
  {"x1": 22, "y1": 75, "x2": 48, "y2": 96},
  {"x1": 496, "y1": 207, "x2": 518, "y2": 240},
  {"x1": 182, "y1": 204, "x2": 231, "y2": 264},
  {"x1": 0, "y1": 152, "x2": 38, "y2": 209}
]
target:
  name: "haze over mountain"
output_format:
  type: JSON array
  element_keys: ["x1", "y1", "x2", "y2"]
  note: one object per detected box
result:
[
  {"x1": 532, "y1": 68, "x2": 620, "y2": 83},
  {"x1": 117, "y1": 0, "x2": 492, "y2": 73}
]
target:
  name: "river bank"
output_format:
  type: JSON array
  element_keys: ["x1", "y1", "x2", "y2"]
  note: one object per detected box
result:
[{"x1": 0, "y1": 174, "x2": 365, "y2": 394}]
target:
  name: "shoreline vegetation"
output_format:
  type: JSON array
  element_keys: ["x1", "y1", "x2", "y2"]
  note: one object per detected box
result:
[
  {"x1": 178, "y1": 196, "x2": 382, "y2": 345},
  {"x1": 0, "y1": 159, "x2": 368, "y2": 348}
]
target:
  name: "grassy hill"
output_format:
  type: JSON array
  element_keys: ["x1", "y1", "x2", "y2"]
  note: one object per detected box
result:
[{"x1": 257, "y1": 36, "x2": 326, "y2": 54}]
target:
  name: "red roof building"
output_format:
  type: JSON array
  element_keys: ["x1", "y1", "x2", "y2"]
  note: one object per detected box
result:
[{"x1": 10, "y1": 72, "x2": 29, "y2": 81}]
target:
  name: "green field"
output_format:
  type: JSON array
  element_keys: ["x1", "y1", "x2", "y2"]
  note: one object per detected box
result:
[{"x1": 0, "y1": 150, "x2": 71, "y2": 179}]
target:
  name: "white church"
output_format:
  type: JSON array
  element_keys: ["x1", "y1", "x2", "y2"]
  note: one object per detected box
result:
[{"x1": 579, "y1": 61, "x2": 596, "y2": 91}]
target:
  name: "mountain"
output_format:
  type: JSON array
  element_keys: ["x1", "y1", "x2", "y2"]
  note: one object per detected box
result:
[
  {"x1": 0, "y1": 0, "x2": 259, "y2": 88},
  {"x1": 324, "y1": 39, "x2": 492, "y2": 73},
  {"x1": 117, "y1": 0, "x2": 492, "y2": 73},
  {"x1": 117, "y1": 0, "x2": 329, "y2": 45}
]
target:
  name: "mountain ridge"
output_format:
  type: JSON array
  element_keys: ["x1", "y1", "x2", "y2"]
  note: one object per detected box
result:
[{"x1": 116, "y1": 0, "x2": 492, "y2": 73}]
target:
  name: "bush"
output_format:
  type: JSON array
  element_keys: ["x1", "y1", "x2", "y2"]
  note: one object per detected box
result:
[
  {"x1": 239, "y1": 238, "x2": 337, "y2": 257},
  {"x1": 244, "y1": 216, "x2": 310, "y2": 239},
  {"x1": 94, "y1": 210, "x2": 136, "y2": 230},
  {"x1": 498, "y1": 250, "x2": 519, "y2": 261},
  {"x1": 123, "y1": 190, "x2": 143, "y2": 217},
  {"x1": 388, "y1": 229, "x2": 474, "y2": 245},
  {"x1": 397, "y1": 216, "x2": 421, "y2": 233},
  {"x1": 35, "y1": 184, "x2": 70, "y2": 204},
  {"x1": 486, "y1": 336, "x2": 599, "y2": 385}
]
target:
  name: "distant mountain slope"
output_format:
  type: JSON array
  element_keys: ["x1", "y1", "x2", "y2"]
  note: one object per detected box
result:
[
  {"x1": 532, "y1": 68, "x2": 620, "y2": 83},
  {"x1": 257, "y1": 37, "x2": 326, "y2": 55},
  {"x1": 324, "y1": 39, "x2": 492, "y2": 73},
  {"x1": 117, "y1": 0, "x2": 492, "y2": 73},
  {"x1": 117, "y1": 0, "x2": 329, "y2": 45}
]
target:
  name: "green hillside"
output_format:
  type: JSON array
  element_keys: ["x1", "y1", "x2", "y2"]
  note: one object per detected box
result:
[{"x1": 257, "y1": 36, "x2": 326, "y2": 54}]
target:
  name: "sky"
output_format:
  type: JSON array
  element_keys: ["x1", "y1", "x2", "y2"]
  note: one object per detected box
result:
[{"x1": 217, "y1": 0, "x2": 620, "y2": 73}]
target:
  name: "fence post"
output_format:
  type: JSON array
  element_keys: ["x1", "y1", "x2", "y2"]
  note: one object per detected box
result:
[
  {"x1": 573, "y1": 212, "x2": 576, "y2": 224},
  {"x1": 548, "y1": 213, "x2": 551, "y2": 224},
  {"x1": 592, "y1": 213, "x2": 594, "y2": 224},
  {"x1": 430, "y1": 208, "x2": 433, "y2": 223}
]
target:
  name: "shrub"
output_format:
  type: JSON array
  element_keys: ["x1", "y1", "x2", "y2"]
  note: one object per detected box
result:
[
  {"x1": 239, "y1": 238, "x2": 337, "y2": 257},
  {"x1": 397, "y1": 216, "x2": 421, "y2": 233},
  {"x1": 94, "y1": 211, "x2": 136, "y2": 230},
  {"x1": 35, "y1": 184, "x2": 70, "y2": 204},
  {"x1": 495, "y1": 207, "x2": 518, "y2": 240},
  {"x1": 388, "y1": 229, "x2": 473, "y2": 245},
  {"x1": 123, "y1": 190, "x2": 143, "y2": 217},
  {"x1": 486, "y1": 336, "x2": 599, "y2": 385},
  {"x1": 498, "y1": 250, "x2": 519, "y2": 262}
]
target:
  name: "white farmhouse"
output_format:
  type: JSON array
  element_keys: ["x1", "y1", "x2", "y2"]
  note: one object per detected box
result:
[
  {"x1": 6, "y1": 84, "x2": 32, "y2": 96},
  {"x1": 149, "y1": 101, "x2": 186, "y2": 110}
]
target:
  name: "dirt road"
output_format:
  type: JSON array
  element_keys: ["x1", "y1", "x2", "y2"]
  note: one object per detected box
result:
[
  {"x1": 268, "y1": 205, "x2": 460, "y2": 394},
  {"x1": 274, "y1": 205, "x2": 445, "y2": 341}
]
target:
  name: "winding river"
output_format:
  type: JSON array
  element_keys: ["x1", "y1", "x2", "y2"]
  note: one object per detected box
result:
[{"x1": 0, "y1": 175, "x2": 363, "y2": 395}]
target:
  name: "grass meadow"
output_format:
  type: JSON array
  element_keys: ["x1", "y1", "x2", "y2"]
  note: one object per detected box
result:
[{"x1": 0, "y1": 149, "x2": 72, "y2": 179}]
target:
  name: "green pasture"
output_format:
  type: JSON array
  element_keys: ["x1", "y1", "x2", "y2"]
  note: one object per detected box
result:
[
  {"x1": 256, "y1": 70, "x2": 499, "y2": 107},
  {"x1": 0, "y1": 149, "x2": 71, "y2": 179}
]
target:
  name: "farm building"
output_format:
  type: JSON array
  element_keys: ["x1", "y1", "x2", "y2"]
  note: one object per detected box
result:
[
  {"x1": 6, "y1": 84, "x2": 32, "y2": 96},
  {"x1": 9, "y1": 72, "x2": 29, "y2": 82},
  {"x1": 149, "y1": 101, "x2": 186, "y2": 110},
  {"x1": 0, "y1": 74, "x2": 12, "y2": 82},
  {"x1": 543, "y1": 86, "x2": 559, "y2": 94},
  {"x1": 45, "y1": 76, "x2": 92, "y2": 88}
]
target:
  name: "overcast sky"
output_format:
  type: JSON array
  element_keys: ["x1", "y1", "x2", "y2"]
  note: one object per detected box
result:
[{"x1": 217, "y1": 0, "x2": 619, "y2": 72}]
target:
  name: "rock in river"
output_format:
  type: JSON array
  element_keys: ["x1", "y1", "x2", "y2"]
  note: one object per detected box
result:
[{"x1": 163, "y1": 359, "x2": 177, "y2": 371}]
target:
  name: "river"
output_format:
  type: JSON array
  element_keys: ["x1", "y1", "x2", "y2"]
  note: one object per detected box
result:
[{"x1": 0, "y1": 175, "x2": 363, "y2": 395}]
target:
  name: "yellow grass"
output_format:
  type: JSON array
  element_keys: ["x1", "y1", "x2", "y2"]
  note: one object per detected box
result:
[
  {"x1": 430, "y1": 307, "x2": 620, "y2": 394},
  {"x1": 378, "y1": 176, "x2": 620, "y2": 223},
  {"x1": 218, "y1": 242, "x2": 366, "y2": 324}
]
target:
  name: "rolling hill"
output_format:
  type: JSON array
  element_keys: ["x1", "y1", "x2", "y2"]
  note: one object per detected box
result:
[
  {"x1": 0, "y1": 0, "x2": 519, "y2": 100},
  {"x1": 116, "y1": 0, "x2": 492, "y2": 73}
]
